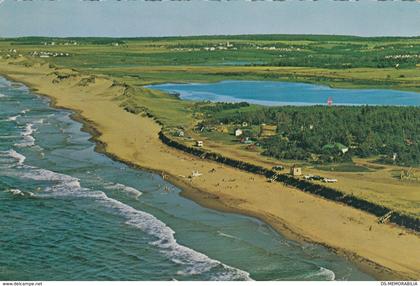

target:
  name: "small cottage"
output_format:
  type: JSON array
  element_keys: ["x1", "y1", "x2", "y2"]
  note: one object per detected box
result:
[
  {"x1": 290, "y1": 166, "x2": 302, "y2": 176},
  {"x1": 234, "y1": 129, "x2": 243, "y2": 137},
  {"x1": 196, "y1": 141, "x2": 204, "y2": 147}
]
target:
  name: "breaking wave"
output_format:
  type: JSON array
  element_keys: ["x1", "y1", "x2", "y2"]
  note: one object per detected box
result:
[
  {"x1": 103, "y1": 182, "x2": 143, "y2": 199},
  {"x1": 7, "y1": 115, "x2": 20, "y2": 122},
  {"x1": 0, "y1": 149, "x2": 26, "y2": 165},
  {"x1": 1, "y1": 149, "x2": 252, "y2": 281},
  {"x1": 298, "y1": 266, "x2": 336, "y2": 281},
  {"x1": 5, "y1": 188, "x2": 35, "y2": 197},
  {"x1": 14, "y1": 123, "x2": 36, "y2": 147},
  {"x1": 217, "y1": 231, "x2": 238, "y2": 240}
]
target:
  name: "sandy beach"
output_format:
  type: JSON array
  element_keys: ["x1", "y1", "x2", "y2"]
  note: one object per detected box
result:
[{"x1": 1, "y1": 61, "x2": 419, "y2": 280}]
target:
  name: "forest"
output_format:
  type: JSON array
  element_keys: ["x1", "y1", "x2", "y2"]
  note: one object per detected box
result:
[{"x1": 200, "y1": 105, "x2": 420, "y2": 166}]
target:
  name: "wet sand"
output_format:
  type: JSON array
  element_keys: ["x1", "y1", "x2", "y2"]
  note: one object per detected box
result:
[{"x1": 1, "y1": 61, "x2": 419, "y2": 280}]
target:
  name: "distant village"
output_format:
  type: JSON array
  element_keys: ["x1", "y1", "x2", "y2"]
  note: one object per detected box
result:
[
  {"x1": 0, "y1": 47, "x2": 71, "y2": 59},
  {"x1": 170, "y1": 41, "x2": 303, "y2": 53}
]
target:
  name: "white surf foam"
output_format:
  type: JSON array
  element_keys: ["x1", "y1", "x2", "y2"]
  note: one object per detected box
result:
[
  {"x1": 7, "y1": 115, "x2": 20, "y2": 122},
  {"x1": 318, "y1": 267, "x2": 336, "y2": 281},
  {"x1": 9, "y1": 149, "x2": 26, "y2": 165},
  {"x1": 8, "y1": 160, "x2": 251, "y2": 281},
  {"x1": 22, "y1": 123, "x2": 35, "y2": 136},
  {"x1": 14, "y1": 123, "x2": 36, "y2": 147},
  {"x1": 20, "y1": 167, "x2": 82, "y2": 191},
  {"x1": 5, "y1": 188, "x2": 35, "y2": 197},
  {"x1": 6, "y1": 189, "x2": 23, "y2": 196},
  {"x1": 103, "y1": 183, "x2": 143, "y2": 199},
  {"x1": 0, "y1": 93, "x2": 6, "y2": 98},
  {"x1": 299, "y1": 267, "x2": 335, "y2": 281},
  {"x1": 217, "y1": 231, "x2": 237, "y2": 240},
  {"x1": 33, "y1": 118, "x2": 45, "y2": 125},
  {"x1": 0, "y1": 149, "x2": 26, "y2": 165},
  {"x1": 21, "y1": 109, "x2": 30, "y2": 114},
  {"x1": 101, "y1": 194, "x2": 252, "y2": 280}
]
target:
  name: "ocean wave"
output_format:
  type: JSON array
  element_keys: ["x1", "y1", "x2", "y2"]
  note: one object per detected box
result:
[
  {"x1": 6, "y1": 115, "x2": 20, "y2": 122},
  {"x1": 21, "y1": 109, "x2": 30, "y2": 114},
  {"x1": 33, "y1": 118, "x2": 45, "y2": 125},
  {"x1": 0, "y1": 93, "x2": 6, "y2": 98},
  {"x1": 299, "y1": 267, "x2": 336, "y2": 281},
  {"x1": 20, "y1": 167, "x2": 82, "y2": 192},
  {"x1": 5, "y1": 189, "x2": 24, "y2": 196},
  {"x1": 8, "y1": 160, "x2": 251, "y2": 281},
  {"x1": 103, "y1": 182, "x2": 143, "y2": 199},
  {"x1": 318, "y1": 267, "x2": 336, "y2": 281},
  {"x1": 14, "y1": 123, "x2": 36, "y2": 147},
  {"x1": 5, "y1": 188, "x2": 35, "y2": 197},
  {"x1": 0, "y1": 149, "x2": 26, "y2": 165},
  {"x1": 217, "y1": 231, "x2": 238, "y2": 240},
  {"x1": 103, "y1": 194, "x2": 252, "y2": 281},
  {"x1": 0, "y1": 135, "x2": 20, "y2": 139}
]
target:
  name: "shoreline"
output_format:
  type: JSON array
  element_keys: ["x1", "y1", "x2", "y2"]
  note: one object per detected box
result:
[
  {"x1": 1, "y1": 63, "x2": 419, "y2": 281},
  {"x1": 52, "y1": 111, "x2": 405, "y2": 281},
  {"x1": 68, "y1": 110, "x2": 420, "y2": 281}
]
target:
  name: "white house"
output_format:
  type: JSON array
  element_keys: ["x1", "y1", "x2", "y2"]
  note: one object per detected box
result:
[
  {"x1": 341, "y1": 147, "x2": 349, "y2": 154},
  {"x1": 234, "y1": 129, "x2": 243, "y2": 137}
]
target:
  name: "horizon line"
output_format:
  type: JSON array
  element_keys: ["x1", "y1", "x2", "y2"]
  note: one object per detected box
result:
[{"x1": 2, "y1": 33, "x2": 420, "y2": 40}]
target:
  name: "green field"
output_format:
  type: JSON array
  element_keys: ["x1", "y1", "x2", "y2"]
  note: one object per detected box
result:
[{"x1": 1, "y1": 35, "x2": 420, "y2": 91}]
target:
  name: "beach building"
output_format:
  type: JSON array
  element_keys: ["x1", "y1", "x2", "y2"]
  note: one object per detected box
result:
[
  {"x1": 341, "y1": 146, "x2": 349, "y2": 154},
  {"x1": 392, "y1": 153, "x2": 398, "y2": 161},
  {"x1": 235, "y1": 129, "x2": 243, "y2": 137},
  {"x1": 174, "y1": 130, "x2": 184, "y2": 137},
  {"x1": 196, "y1": 140, "x2": 204, "y2": 147},
  {"x1": 323, "y1": 143, "x2": 348, "y2": 154},
  {"x1": 290, "y1": 165, "x2": 302, "y2": 176}
]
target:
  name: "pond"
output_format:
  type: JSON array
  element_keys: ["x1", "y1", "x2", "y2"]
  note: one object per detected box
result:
[{"x1": 148, "y1": 80, "x2": 420, "y2": 106}]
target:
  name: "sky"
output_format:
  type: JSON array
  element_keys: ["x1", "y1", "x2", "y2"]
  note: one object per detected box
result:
[{"x1": 0, "y1": 0, "x2": 419, "y2": 38}]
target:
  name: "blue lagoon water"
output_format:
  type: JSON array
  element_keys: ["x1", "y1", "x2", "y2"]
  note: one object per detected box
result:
[
  {"x1": 0, "y1": 77, "x2": 374, "y2": 281},
  {"x1": 148, "y1": 80, "x2": 420, "y2": 106}
]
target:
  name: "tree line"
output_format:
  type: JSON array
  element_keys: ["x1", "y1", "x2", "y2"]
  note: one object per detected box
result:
[{"x1": 201, "y1": 105, "x2": 420, "y2": 166}]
